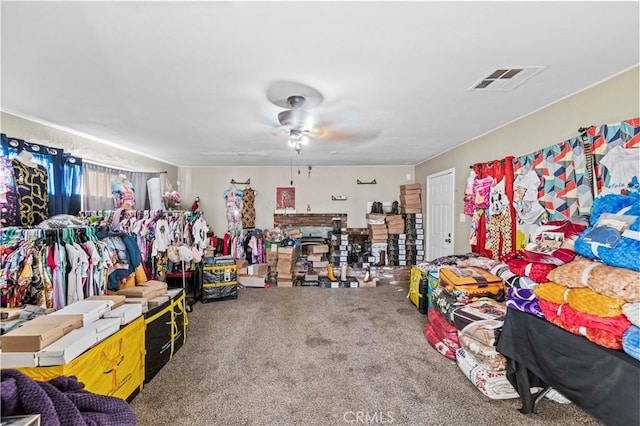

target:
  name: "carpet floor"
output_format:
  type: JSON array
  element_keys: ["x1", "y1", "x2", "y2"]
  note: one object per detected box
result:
[{"x1": 129, "y1": 283, "x2": 603, "y2": 426}]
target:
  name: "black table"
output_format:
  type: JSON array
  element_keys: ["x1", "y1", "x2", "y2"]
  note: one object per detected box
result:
[{"x1": 497, "y1": 308, "x2": 640, "y2": 426}]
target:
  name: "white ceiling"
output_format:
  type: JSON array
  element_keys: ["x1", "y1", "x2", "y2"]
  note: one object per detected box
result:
[{"x1": 1, "y1": 1, "x2": 638, "y2": 167}]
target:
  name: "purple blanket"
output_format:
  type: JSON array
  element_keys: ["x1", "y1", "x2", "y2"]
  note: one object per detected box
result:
[
  {"x1": 506, "y1": 287, "x2": 544, "y2": 318},
  {"x1": 1, "y1": 369, "x2": 136, "y2": 426}
]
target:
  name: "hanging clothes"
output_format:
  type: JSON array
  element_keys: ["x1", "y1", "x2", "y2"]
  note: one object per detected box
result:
[
  {"x1": 0, "y1": 156, "x2": 19, "y2": 227},
  {"x1": 242, "y1": 187, "x2": 256, "y2": 229},
  {"x1": 471, "y1": 157, "x2": 516, "y2": 259},
  {"x1": 11, "y1": 158, "x2": 49, "y2": 226},
  {"x1": 590, "y1": 118, "x2": 640, "y2": 194}
]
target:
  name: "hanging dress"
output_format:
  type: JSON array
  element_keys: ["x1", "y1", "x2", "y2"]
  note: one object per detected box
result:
[
  {"x1": 242, "y1": 187, "x2": 256, "y2": 228},
  {"x1": 11, "y1": 159, "x2": 49, "y2": 226}
]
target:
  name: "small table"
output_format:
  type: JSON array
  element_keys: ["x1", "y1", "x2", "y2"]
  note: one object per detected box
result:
[{"x1": 497, "y1": 309, "x2": 640, "y2": 426}]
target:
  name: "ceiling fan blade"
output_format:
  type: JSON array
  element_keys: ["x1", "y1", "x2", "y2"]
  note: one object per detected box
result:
[{"x1": 311, "y1": 112, "x2": 383, "y2": 143}]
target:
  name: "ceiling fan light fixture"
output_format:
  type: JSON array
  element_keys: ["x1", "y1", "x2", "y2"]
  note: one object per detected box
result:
[{"x1": 287, "y1": 95, "x2": 306, "y2": 109}]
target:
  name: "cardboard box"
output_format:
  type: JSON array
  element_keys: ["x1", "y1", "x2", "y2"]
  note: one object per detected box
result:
[
  {"x1": 103, "y1": 304, "x2": 143, "y2": 325},
  {"x1": 147, "y1": 296, "x2": 171, "y2": 310},
  {"x1": 277, "y1": 280, "x2": 294, "y2": 287},
  {"x1": 1, "y1": 315, "x2": 83, "y2": 352},
  {"x1": 49, "y1": 300, "x2": 112, "y2": 326},
  {"x1": 400, "y1": 183, "x2": 422, "y2": 191},
  {"x1": 37, "y1": 323, "x2": 99, "y2": 366},
  {"x1": 0, "y1": 307, "x2": 23, "y2": 321},
  {"x1": 313, "y1": 260, "x2": 329, "y2": 268},
  {"x1": 236, "y1": 259, "x2": 249, "y2": 269},
  {"x1": 248, "y1": 263, "x2": 269, "y2": 276},
  {"x1": 278, "y1": 246, "x2": 296, "y2": 255},
  {"x1": 86, "y1": 295, "x2": 126, "y2": 309},
  {"x1": 307, "y1": 254, "x2": 323, "y2": 262},
  {"x1": 117, "y1": 280, "x2": 167, "y2": 299},
  {"x1": 309, "y1": 244, "x2": 329, "y2": 254},
  {"x1": 305, "y1": 273, "x2": 319, "y2": 281},
  {"x1": 83, "y1": 317, "x2": 121, "y2": 341},
  {"x1": 357, "y1": 277, "x2": 378, "y2": 288},
  {"x1": 0, "y1": 351, "x2": 40, "y2": 368},
  {"x1": 123, "y1": 297, "x2": 149, "y2": 314},
  {"x1": 238, "y1": 274, "x2": 266, "y2": 288},
  {"x1": 277, "y1": 271, "x2": 294, "y2": 280}
]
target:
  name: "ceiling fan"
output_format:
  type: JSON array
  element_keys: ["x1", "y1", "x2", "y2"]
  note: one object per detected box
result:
[{"x1": 265, "y1": 80, "x2": 383, "y2": 153}]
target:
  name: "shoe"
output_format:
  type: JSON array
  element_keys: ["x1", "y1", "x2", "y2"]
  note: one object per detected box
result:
[
  {"x1": 327, "y1": 264, "x2": 337, "y2": 281},
  {"x1": 363, "y1": 266, "x2": 371, "y2": 282},
  {"x1": 376, "y1": 251, "x2": 386, "y2": 267},
  {"x1": 391, "y1": 201, "x2": 399, "y2": 215},
  {"x1": 340, "y1": 264, "x2": 347, "y2": 281}
]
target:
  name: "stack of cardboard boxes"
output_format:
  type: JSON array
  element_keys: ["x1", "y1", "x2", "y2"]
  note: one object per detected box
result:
[
  {"x1": 308, "y1": 250, "x2": 329, "y2": 271},
  {"x1": 276, "y1": 246, "x2": 298, "y2": 287},
  {"x1": 366, "y1": 212, "x2": 388, "y2": 265},
  {"x1": 386, "y1": 214, "x2": 406, "y2": 266},
  {"x1": 386, "y1": 214, "x2": 405, "y2": 235},
  {"x1": 237, "y1": 259, "x2": 269, "y2": 288},
  {"x1": 405, "y1": 213, "x2": 425, "y2": 265},
  {"x1": 399, "y1": 183, "x2": 422, "y2": 214},
  {"x1": 308, "y1": 243, "x2": 330, "y2": 284},
  {"x1": 397, "y1": 183, "x2": 424, "y2": 265},
  {"x1": 368, "y1": 223, "x2": 388, "y2": 243}
]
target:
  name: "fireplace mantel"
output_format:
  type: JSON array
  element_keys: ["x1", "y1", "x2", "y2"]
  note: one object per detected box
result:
[{"x1": 273, "y1": 213, "x2": 347, "y2": 229}]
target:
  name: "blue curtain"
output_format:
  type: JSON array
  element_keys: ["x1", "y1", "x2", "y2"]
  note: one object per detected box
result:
[
  {"x1": 1, "y1": 134, "x2": 83, "y2": 218},
  {"x1": 63, "y1": 154, "x2": 83, "y2": 215}
]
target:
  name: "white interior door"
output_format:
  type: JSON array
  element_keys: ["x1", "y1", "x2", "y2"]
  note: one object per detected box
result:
[{"x1": 427, "y1": 169, "x2": 455, "y2": 260}]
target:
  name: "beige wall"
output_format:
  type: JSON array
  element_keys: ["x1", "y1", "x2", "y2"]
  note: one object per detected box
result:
[
  {"x1": 180, "y1": 165, "x2": 414, "y2": 235},
  {"x1": 415, "y1": 66, "x2": 640, "y2": 254},
  {"x1": 1, "y1": 112, "x2": 178, "y2": 182}
]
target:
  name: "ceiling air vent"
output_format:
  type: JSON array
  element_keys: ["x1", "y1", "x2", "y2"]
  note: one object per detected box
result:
[{"x1": 469, "y1": 66, "x2": 545, "y2": 91}]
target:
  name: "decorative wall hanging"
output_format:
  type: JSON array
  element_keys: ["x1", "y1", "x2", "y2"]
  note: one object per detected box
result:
[{"x1": 513, "y1": 136, "x2": 593, "y2": 221}]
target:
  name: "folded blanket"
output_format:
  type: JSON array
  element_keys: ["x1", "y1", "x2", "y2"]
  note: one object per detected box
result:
[
  {"x1": 534, "y1": 282, "x2": 570, "y2": 305},
  {"x1": 455, "y1": 348, "x2": 518, "y2": 400},
  {"x1": 623, "y1": 303, "x2": 640, "y2": 327},
  {"x1": 547, "y1": 257, "x2": 640, "y2": 302},
  {"x1": 0, "y1": 369, "x2": 136, "y2": 426},
  {"x1": 506, "y1": 287, "x2": 544, "y2": 318},
  {"x1": 502, "y1": 252, "x2": 557, "y2": 283},
  {"x1": 522, "y1": 218, "x2": 588, "y2": 266},
  {"x1": 490, "y1": 263, "x2": 538, "y2": 289},
  {"x1": 431, "y1": 285, "x2": 467, "y2": 324},
  {"x1": 622, "y1": 325, "x2": 640, "y2": 361},
  {"x1": 424, "y1": 323, "x2": 457, "y2": 360},
  {"x1": 574, "y1": 192, "x2": 640, "y2": 272},
  {"x1": 538, "y1": 299, "x2": 629, "y2": 350},
  {"x1": 566, "y1": 287, "x2": 626, "y2": 317},
  {"x1": 458, "y1": 333, "x2": 507, "y2": 372}
]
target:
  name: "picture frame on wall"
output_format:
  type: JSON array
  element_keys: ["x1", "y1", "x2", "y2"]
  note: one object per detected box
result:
[
  {"x1": 275, "y1": 187, "x2": 296, "y2": 213},
  {"x1": 276, "y1": 187, "x2": 296, "y2": 213}
]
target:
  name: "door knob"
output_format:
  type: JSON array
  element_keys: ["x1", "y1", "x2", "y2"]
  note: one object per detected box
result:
[{"x1": 445, "y1": 238, "x2": 451, "y2": 243}]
